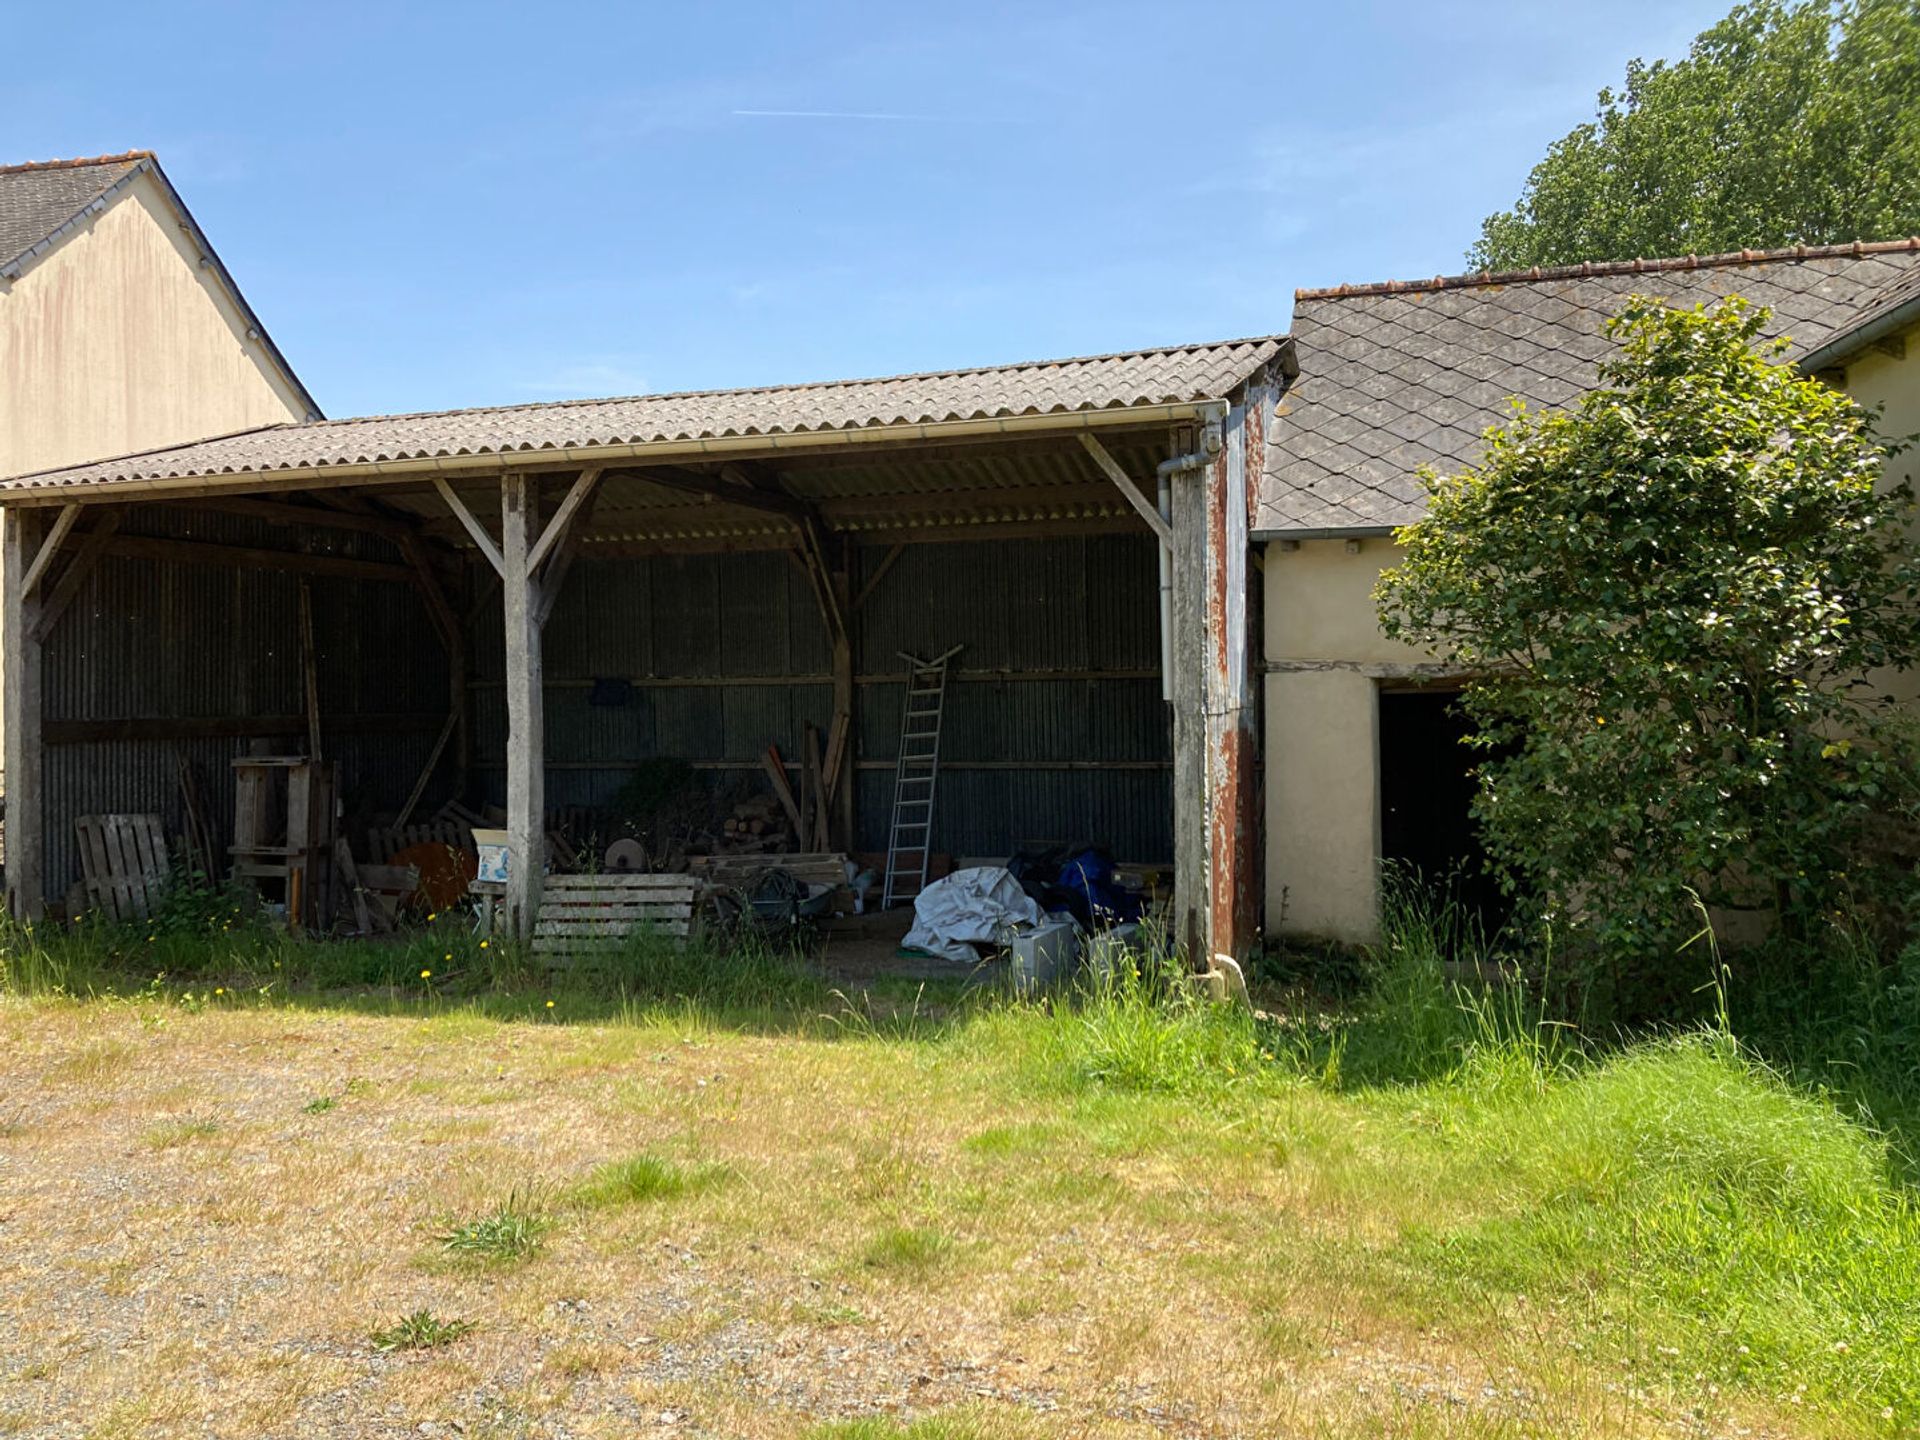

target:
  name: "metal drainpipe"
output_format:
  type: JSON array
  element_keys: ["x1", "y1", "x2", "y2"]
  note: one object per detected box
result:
[{"x1": 1154, "y1": 410, "x2": 1225, "y2": 702}]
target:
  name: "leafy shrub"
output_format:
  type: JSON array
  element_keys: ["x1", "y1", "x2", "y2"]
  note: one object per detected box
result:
[{"x1": 1379, "y1": 297, "x2": 1920, "y2": 960}]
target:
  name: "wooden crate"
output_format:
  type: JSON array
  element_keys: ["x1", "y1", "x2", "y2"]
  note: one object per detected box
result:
[{"x1": 532, "y1": 873, "x2": 699, "y2": 961}]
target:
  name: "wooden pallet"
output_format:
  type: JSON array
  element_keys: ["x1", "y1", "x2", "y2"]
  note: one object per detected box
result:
[
  {"x1": 532, "y1": 872, "x2": 699, "y2": 961},
  {"x1": 74, "y1": 813, "x2": 171, "y2": 923}
]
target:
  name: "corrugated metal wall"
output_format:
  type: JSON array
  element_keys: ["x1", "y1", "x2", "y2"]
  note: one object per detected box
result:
[
  {"x1": 473, "y1": 533, "x2": 1171, "y2": 862},
  {"x1": 470, "y1": 549, "x2": 835, "y2": 809},
  {"x1": 35, "y1": 515, "x2": 1169, "y2": 905},
  {"x1": 39, "y1": 504, "x2": 448, "y2": 902},
  {"x1": 852, "y1": 535, "x2": 1169, "y2": 860}
]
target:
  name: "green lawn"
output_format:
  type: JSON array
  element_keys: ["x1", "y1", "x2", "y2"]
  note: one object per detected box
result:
[{"x1": 0, "y1": 914, "x2": 1912, "y2": 1438}]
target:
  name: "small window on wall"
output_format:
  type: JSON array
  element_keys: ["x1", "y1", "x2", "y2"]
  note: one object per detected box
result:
[{"x1": 1377, "y1": 687, "x2": 1513, "y2": 934}]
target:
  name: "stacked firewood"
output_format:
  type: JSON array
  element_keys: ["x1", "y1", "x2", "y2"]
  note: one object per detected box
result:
[{"x1": 717, "y1": 792, "x2": 792, "y2": 853}]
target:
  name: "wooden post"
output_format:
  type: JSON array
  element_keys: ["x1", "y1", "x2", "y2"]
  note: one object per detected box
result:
[
  {"x1": 501, "y1": 473, "x2": 545, "y2": 940},
  {"x1": 1206, "y1": 388, "x2": 1261, "y2": 966},
  {"x1": 1167, "y1": 427, "x2": 1210, "y2": 962},
  {"x1": 830, "y1": 538, "x2": 857, "y2": 849},
  {"x1": 3, "y1": 506, "x2": 48, "y2": 920}
]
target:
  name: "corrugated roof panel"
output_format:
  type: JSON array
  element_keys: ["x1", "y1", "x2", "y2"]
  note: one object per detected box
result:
[{"x1": 6, "y1": 337, "x2": 1283, "y2": 493}]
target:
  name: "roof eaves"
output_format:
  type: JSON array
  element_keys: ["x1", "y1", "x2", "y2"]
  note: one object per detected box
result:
[
  {"x1": 1798, "y1": 288, "x2": 1920, "y2": 373},
  {"x1": 0, "y1": 400, "x2": 1231, "y2": 498},
  {"x1": 1250, "y1": 522, "x2": 1397, "y2": 543}
]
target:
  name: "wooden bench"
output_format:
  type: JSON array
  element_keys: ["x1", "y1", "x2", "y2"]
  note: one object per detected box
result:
[{"x1": 532, "y1": 873, "x2": 700, "y2": 961}]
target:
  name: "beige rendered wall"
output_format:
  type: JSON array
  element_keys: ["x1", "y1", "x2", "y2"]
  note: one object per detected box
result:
[
  {"x1": 1838, "y1": 325, "x2": 1920, "y2": 705},
  {"x1": 1263, "y1": 537, "x2": 1428, "y2": 945},
  {"x1": 0, "y1": 171, "x2": 308, "y2": 480}
]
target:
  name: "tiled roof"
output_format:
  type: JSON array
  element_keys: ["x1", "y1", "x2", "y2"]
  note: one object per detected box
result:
[
  {"x1": 0, "y1": 151, "x2": 152, "y2": 272},
  {"x1": 1257, "y1": 238, "x2": 1920, "y2": 536},
  {"x1": 3, "y1": 336, "x2": 1283, "y2": 493}
]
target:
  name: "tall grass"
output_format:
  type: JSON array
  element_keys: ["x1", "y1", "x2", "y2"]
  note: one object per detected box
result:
[
  {"x1": 967, "y1": 941, "x2": 1273, "y2": 1098},
  {"x1": 964, "y1": 881, "x2": 1920, "y2": 1428}
]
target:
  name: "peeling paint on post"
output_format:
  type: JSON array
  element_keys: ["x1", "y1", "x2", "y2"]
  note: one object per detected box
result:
[{"x1": 1205, "y1": 376, "x2": 1268, "y2": 964}]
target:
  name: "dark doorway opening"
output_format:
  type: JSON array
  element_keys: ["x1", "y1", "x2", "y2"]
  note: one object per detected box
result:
[{"x1": 1378, "y1": 688, "x2": 1511, "y2": 934}]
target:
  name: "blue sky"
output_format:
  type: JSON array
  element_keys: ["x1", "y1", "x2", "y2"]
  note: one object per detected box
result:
[{"x1": 5, "y1": 1, "x2": 1729, "y2": 419}]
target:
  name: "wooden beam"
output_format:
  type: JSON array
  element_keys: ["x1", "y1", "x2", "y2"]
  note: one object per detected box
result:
[
  {"x1": 31, "y1": 511, "x2": 120, "y2": 643},
  {"x1": 830, "y1": 539, "x2": 857, "y2": 848},
  {"x1": 525, "y1": 466, "x2": 603, "y2": 576},
  {"x1": 501, "y1": 473, "x2": 545, "y2": 940},
  {"x1": 1078, "y1": 435, "x2": 1173, "y2": 546},
  {"x1": 297, "y1": 578, "x2": 322, "y2": 760},
  {"x1": 433, "y1": 476, "x2": 506, "y2": 577},
  {"x1": 533, "y1": 481, "x2": 603, "y2": 630},
  {"x1": 193, "y1": 494, "x2": 418, "y2": 541},
  {"x1": 851, "y1": 543, "x2": 903, "y2": 615},
  {"x1": 393, "y1": 707, "x2": 461, "y2": 828},
  {"x1": 398, "y1": 532, "x2": 470, "y2": 788},
  {"x1": 3, "y1": 507, "x2": 47, "y2": 919},
  {"x1": 19, "y1": 504, "x2": 80, "y2": 598},
  {"x1": 816, "y1": 480, "x2": 1131, "y2": 522},
  {"x1": 45, "y1": 712, "x2": 441, "y2": 745},
  {"x1": 93, "y1": 534, "x2": 415, "y2": 583},
  {"x1": 610, "y1": 466, "x2": 810, "y2": 522}
]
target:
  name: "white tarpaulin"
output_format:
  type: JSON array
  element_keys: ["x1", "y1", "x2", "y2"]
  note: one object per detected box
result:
[{"x1": 901, "y1": 866, "x2": 1048, "y2": 962}]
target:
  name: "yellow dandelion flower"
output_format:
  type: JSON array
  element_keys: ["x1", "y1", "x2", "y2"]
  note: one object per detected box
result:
[
  {"x1": 214, "y1": 987, "x2": 224, "y2": 996},
  {"x1": 545, "y1": 1000, "x2": 554, "y2": 1009},
  {"x1": 427, "y1": 912, "x2": 437, "y2": 922},
  {"x1": 479, "y1": 940, "x2": 489, "y2": 949},
  {"x1": 420, "y1": 969, "x2": 432, "y2": 980},
  {"x1": 443, "y1": 952, "x2": 452, "y2": 962}
]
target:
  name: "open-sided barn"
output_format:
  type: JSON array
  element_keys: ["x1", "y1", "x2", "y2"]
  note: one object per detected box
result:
[{"x1": 7, "y1": 150, "x2": 1920, "y2": 958}]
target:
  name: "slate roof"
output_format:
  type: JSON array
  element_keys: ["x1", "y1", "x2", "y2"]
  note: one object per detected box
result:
[
  {"x1": 1, "y1": 336, "x2": 1284, "y2": 495},
  {"x1": 1256, "y1": 238, "x2": 1920, "y2": 536},
  {"x1": 0, "y1": 151, "x2": 150, "y2": 272}
]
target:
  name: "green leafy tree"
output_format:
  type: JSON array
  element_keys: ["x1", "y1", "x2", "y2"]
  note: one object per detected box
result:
[
  {"x1": 1472, "y1": 0, "x2": 1920, "y2": 270},
  {"x1": 1377, "y1": 299, "x2": 1920, "y2": 957}
]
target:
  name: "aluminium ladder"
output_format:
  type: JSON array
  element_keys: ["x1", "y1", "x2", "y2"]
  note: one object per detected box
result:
[{"x1": 882, "y1": 645, "x2": 963, "y2": 909}]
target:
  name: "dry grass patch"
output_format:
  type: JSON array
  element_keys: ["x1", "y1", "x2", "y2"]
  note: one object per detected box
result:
[{"x1": 0, "y1": 974, "x2": 1893, "y2": 1438}]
